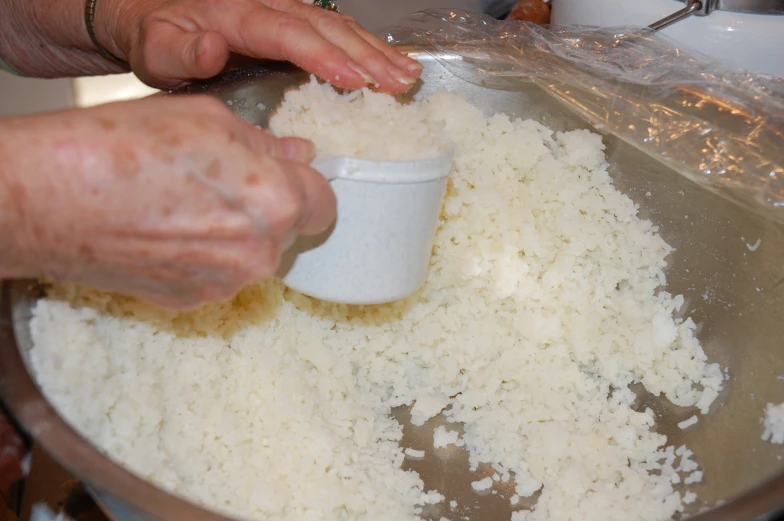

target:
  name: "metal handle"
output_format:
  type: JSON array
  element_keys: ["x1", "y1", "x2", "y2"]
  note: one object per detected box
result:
[
  {"x1": 648, "y1": 0, "x2": 784, "y2": 31},
  {"x1": 676, "y1": 0, "x2": 784, "y2": 15},
  {"x1": 648, "y1": 0, "x2": 703, "y2": 31}
]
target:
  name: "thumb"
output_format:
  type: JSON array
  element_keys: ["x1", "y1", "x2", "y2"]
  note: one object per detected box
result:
[{"x1": 137, "y1": 24, "x2": 230, "y2": 85}]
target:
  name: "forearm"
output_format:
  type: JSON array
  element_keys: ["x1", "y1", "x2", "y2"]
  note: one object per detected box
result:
[
  {"x1": 0, "y1": 119, "x2": 39, "y2": 278},
  {"x1": 0, "y1": 107, "x2": 141, "y2": 282},
  {"x1": 0, "y1": 0, "x2": 129, "y2": 77},
  {"x1": 0, "y1": 112, "x2": 92, "y2": 279}
]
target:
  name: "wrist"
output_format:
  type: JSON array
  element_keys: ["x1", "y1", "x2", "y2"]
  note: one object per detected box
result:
[
  {"x1": 95, "y1": 0, "x2": 161, "y2": 69},
  {"x1": 0, "y1": 0, "x2": 130, "y2": 77},
  {"x1": 0, "y1": 112, "x2": 106, "y2": 281},
  {"x1": 1, "y1": 108, "x2": 137, "y2": 282}
]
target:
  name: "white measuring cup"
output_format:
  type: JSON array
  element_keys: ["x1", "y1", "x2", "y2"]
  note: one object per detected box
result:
[{"x1": 277, "y1": 150, "x2": 454, "y2": 305}]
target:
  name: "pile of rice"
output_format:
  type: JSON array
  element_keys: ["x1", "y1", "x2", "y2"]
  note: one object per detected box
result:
[
  {"x1": 29, "y1": 81, "x2": 725, "y2": 521},
  {"x1": 269, "y1": 76, "x2": 449, "y2": 160}
]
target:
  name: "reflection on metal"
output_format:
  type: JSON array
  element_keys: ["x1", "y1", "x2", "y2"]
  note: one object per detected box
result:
[
  {"x1": 676, "y1": 0, "x2": 784, "y2": 15},
  {"x1": 648, "y1": 0, "x2": 703, "y2": 31},
  {"x1": 651, "y1": 0, "x2": 784, "y2": 30}
]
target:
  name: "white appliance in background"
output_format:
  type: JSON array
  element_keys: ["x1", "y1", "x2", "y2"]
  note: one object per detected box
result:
[{"x1": 550, "y1": 0, "x2": 784, "y2": 78}]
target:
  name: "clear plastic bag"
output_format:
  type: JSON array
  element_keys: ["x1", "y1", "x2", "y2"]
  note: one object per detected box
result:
[{"x1": 383, "y1": 9, "x2": 784, "y2": 224}]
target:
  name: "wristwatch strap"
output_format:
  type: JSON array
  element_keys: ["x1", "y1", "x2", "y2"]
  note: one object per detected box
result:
[{"x1": 84, "y1": 0, "x2": 127, "y2": 65}]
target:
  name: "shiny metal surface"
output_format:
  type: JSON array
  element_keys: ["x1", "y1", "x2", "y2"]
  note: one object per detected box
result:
[
  {"x1": 649, "y1": 0, "x2": 703, "y2": 30},
  {"x1": 675, "y1": 0, "x2": 784, "y2": 15},
  {"x1": 551, "y1": 0, "x2": 784, "y2": 77},
  {"x1": 2, "y1": 49, "x2": 784, "y2": 521}
]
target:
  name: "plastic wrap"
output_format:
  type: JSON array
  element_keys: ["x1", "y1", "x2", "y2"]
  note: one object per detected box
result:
[{"x1": 384, "y1": 9, "x2": 784, "y2": 224}]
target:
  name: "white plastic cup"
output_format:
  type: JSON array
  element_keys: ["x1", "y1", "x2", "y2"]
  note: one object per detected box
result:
[{"x1": 277, "y1": 152, "x2": 454, "y2": 305}]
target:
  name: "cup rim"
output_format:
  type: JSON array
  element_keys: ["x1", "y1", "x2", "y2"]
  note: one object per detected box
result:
[{"x1": 311, "y1": 145, "x2": 455, "y2": 184}]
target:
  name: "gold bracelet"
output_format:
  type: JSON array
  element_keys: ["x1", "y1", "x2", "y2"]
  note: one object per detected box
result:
[{"x1": 84, "y1": 0, "x2": 127, "y2": 64}]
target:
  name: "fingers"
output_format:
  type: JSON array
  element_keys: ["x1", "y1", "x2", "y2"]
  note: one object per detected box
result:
[
  {"x1": 133, "y1": 0, "x2": 420, "y2": 93},
  {"x1": 223, "y1": 126, "x2": 334, "y2": 237},
  {"x1": 260, "y1": 0, "x2": 421, "y2": 93},
  {"x1": 82, "y1": 237, "x2": 277, "y2": 311},
  {"x1": 275, "y1": 158, "x2": 336, "y2": 235},
  {"x1": 232, "y1": 8, "x2": 370, "y2": 91},
  {"x1": 304, "y1": 13, "x2": 417, "y2": 93},
  {"x1": 278, "y1": 137, "x2": 316, "y2": 163},
  {"x1": 185, "y1": 104, "x2": 315, "y2": 165},
  {"x1": 209, "y1": 118, "x2": 334, "y2": 238},
  {"x1": 134, "y1": 22, "x2": 230, "y2": 85},
  {"x1": 239, "y1": 154, "x2": 336, "y2": 240},
  {"x1": 244, "y1": 128, "x2": 316, "y2": 164},
  {"x1": 147, "y1": 102, "x2": 332, "y2": 241},
  {"x1": 345, "y1": 18, "x2": 423, "y2": 76}
]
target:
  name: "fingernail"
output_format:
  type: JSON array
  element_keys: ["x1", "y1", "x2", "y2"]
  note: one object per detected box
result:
[
  {"x1": 406, "y1": 61, "x2": 423, "y2": 72},
  {"x1": 391, "y1": 69, "x2": 417, "y2": 85},
  {"x1": 347, "y1": 62, "x2": 376, "y2": 85}
]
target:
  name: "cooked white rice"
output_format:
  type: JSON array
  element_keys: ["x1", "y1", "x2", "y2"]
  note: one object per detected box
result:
[
  {"x1": 28, "y1": 83, "x2": 724, "y2": 521},
  {"x1": 268, "y1": 76, "x2": 448, "y2": 161}
]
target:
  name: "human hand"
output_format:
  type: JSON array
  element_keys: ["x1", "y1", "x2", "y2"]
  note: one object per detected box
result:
[
  {"x1": 94, "y1": 0, "x2": 422, "y2": 92},
  {"x1": 0, "y1": 95, "x2": 335, "y2": 310}
]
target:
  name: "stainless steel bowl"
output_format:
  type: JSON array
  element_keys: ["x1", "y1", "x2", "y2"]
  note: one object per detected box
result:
[{"x1": 1, "y1": 46, "x2": 784, "y2": 521}]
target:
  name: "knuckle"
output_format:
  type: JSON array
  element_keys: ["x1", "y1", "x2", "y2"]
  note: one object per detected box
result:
[
  {"x1": 269, "y1": 176, "x2": 307, "y2": 232},
  {"x1": 177, "y1": 96, "x2": 231, "y2": 123},
  {"x1": 138, "y1": 18, "x2": 173, "y2": 58},
  {"x1": 340, "y1": 14, "x2": 359, "y2": 27},
  {"x1": 196, "y1": 95, "x2": 232, "y2": 115},
  {"x1": 357, "y1": 47, "x2": 387, "y2": 66},
  {"x1": 138, "y1": 17, "x2": 159, "y2": 43},
  {"x1": 275, "y1": 15, "x2": 311, "y2": 40},
  {"x1": 245, "y1": 239, "x2": 281, "y2": 280},
  {"x1": 312, "y1": 10, "x2": 344, "y2": 31},
  {"x1": 319, "y1": 47, "x2": 352, "y2": 70},
  {"x1": 251, "y1": 131, "x2": 280, "y2": 155}
]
